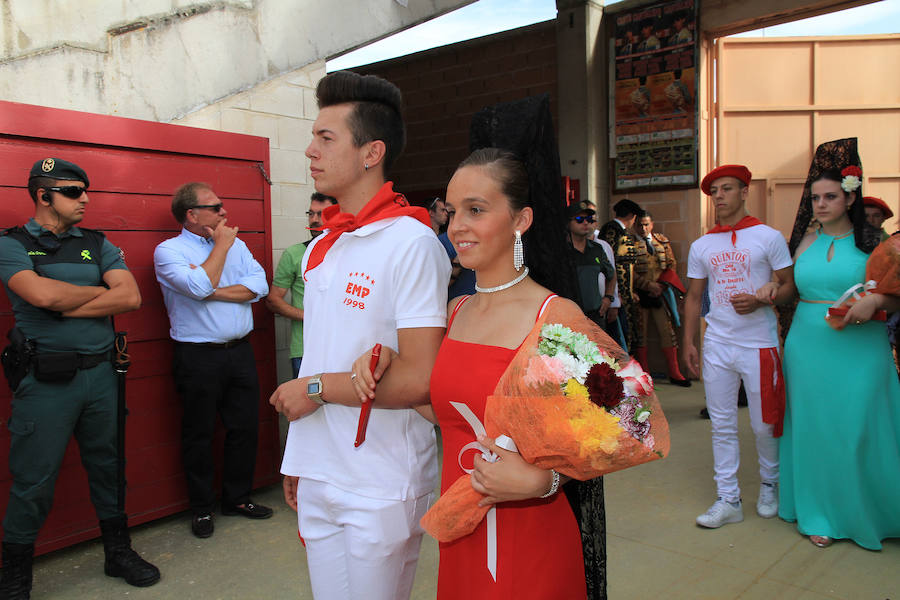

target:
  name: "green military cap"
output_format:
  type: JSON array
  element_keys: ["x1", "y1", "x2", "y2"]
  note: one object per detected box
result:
[{"x1": 29, "y1": 157, "x2": 90, "y2": 188}]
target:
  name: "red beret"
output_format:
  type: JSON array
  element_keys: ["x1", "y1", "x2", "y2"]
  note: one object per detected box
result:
[
  {"x1": 863, "y1": 196, "x2": 893, "y2": 219},
  {"x1": 701, "y1": 165, "x2": 752, "y2": 195}
]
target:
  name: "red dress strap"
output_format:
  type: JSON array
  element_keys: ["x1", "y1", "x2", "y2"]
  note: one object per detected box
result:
[
  {"x1": 448, "y1": 295, "x2": 472, "y2": 329},
  {"x1": 536, "y1": 294, "x2": 558, "y2": 321}
]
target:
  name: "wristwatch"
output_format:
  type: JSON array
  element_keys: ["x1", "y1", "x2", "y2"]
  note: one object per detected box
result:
[{"x1": 307, "y1": 374, "x2": 326, "y2": 405}]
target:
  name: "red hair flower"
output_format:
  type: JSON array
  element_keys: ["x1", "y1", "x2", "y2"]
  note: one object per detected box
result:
[
  {"x1": 840, "y1": 166, "x2": 862, "y2": 193},
  {"x1": 585, "y1": 362, "x2": 624, "y2": 409}
]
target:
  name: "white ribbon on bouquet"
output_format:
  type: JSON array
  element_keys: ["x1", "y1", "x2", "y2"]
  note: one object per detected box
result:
[
  {"x1": 831, "y1": 280, "x2": 877, "y2": 309},
  {"x1": 449, "y1": 401, "x2": 518, "y2": 582}
]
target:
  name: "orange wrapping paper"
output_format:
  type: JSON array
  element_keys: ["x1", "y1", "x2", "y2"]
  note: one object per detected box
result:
[
  {"x1": 867, "y1": 235, "x2": 900, "y2": 297},
  {"x1": 422, "y1": 300, "x2": 670, "y2": 542}
]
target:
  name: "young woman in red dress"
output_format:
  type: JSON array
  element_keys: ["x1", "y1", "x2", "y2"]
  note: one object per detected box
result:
[{"x1": 353, "y1": 148, "x2": 589, "y2": 599}]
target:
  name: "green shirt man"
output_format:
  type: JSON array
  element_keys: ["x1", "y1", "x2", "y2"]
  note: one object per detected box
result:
[{"x1": 265, "y1": 192, "x2": 335, "y2": 378}]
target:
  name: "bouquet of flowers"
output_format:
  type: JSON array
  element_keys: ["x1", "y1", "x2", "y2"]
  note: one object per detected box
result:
[{"x1": 421, "y1": 301, "x2": 669, "y2": 543}]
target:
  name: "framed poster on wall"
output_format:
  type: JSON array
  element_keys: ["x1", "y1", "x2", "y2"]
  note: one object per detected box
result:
[{"x1": 611, "y1": 0, "x2": 698, "y2": 191}]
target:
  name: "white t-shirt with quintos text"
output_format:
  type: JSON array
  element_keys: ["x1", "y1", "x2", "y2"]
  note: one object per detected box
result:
[{"x1": 687, "y1": 224, "x2": 792, "y2": 349}]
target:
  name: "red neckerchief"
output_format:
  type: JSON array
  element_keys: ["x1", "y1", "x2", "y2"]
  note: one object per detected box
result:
[
  {"x1": 706, "y1": 215, "x2": 763, "y2": 247},
  {"x1": 303, "y1": 182, "x2": 429, "y2": 278}
]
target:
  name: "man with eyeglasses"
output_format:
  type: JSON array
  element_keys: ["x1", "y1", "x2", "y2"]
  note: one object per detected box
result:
[
  {"x1": 0, "y1": 158, "x2": 159, "y2": 596},
  {"x1": 567, "y1": 200, "x2": 616, "y2": 329},
  {"x1": 153, "y1": 182, "x2": 271, "y2": 540},
  {"x1": 266, "y1": 192, "x2": 336, "y2": 379}
]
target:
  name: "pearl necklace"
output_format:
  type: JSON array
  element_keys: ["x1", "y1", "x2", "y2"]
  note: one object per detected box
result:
[{"x1": 475, "y1": 267, "x2": 529, "y2": 294}]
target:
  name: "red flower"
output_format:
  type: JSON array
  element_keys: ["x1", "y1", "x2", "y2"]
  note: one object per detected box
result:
[
  {"x1": 585, "y1": 362, "x2": 624, "y2": 409},
  {"x1": 841, "y1": 165, "x2": 862, "y2": 178}
]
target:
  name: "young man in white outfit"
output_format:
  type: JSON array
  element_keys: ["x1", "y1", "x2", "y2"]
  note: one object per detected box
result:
[
  {"x1": 268, "y1": 71, "x2": 450, "y2": 600},
  {"x1": 682, "y1": 165, "x2": 794, "y2": 528}
]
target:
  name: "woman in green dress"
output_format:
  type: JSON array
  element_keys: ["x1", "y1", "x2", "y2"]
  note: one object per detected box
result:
[{"x1": 761, "y1": 139, "x2": 900, "y2": 550}]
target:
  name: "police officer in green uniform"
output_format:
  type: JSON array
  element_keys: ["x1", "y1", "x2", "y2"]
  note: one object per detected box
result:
[{"x1": 0, "y1": 158, "x2": 159, "y2": 598}]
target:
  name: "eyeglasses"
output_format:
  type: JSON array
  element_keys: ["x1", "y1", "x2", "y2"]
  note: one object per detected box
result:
[
  {"x1": 428, "y1": 197, "x2": 442, "y2": 211},
  {"x1": 47, "y1": 186, "x2": 87, "y2": 199},
  {"x1": 191, "y1": 203, "x2": 224, "y2": 212},
  {"x1": 573, "y1": 215, "x2": 595, "y2": 224}
]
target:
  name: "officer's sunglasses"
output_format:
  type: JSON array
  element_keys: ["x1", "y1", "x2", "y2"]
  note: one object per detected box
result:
[
  {"x1": 191, "y1": 203, "x2": 224, "y2": 212},
  {"x1": 47, "y1": 186, "x2": 87, "y2": 199},
  {"x1": 573, "y1": 215, "x2": 595, "y2": 224}
]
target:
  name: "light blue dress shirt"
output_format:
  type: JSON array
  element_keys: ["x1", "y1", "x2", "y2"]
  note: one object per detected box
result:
[{"x1": 153, "y1": 228, "x2": 268, "y2": 343}]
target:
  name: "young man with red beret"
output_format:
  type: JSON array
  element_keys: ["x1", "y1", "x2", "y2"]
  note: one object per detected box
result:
[
  {"x1": 863, "y1": 196, "x2": 893, "y2": 241},
  {"x1": 682, "y1": 165, "x2": 794, "y2": 529}
]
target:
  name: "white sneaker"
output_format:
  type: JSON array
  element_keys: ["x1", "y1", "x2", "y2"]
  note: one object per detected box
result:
[
  {"x1": 696, "y1": 498, "x2": 744, "y2": 528},
  {"x1": 757, "y1": 482, "x2": 778, "y2": 518}
]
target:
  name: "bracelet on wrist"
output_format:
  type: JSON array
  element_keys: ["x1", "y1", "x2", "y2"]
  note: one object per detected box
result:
[{"x1": 539, "y1": 469, "x2": 561, "y2": 498}]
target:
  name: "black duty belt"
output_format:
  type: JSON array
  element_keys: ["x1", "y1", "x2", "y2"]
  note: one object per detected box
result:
[
  {"x1": 33, "y1": 350, "x2": 113, "y2": 369},
  {"x1": 176, "y1": 334, "x2": 250, "y2": 349}
]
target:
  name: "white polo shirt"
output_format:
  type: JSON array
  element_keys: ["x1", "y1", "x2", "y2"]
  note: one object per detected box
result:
[
  {"x1": 687, "y1": 224, "x2": 792, "y2": 349},
  {"x1": 280, "y1": 215, "x2": 451, "y2": 501}
]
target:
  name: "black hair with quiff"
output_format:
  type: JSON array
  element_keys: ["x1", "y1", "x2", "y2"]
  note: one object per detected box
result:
[{"x1": 316, "y1": 70, "x2": 406, "y2": 174}]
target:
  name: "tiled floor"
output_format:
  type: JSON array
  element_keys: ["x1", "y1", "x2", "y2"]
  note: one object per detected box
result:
[{"x1": 26, "y1": 380, "x2": 900, "y2": 599}]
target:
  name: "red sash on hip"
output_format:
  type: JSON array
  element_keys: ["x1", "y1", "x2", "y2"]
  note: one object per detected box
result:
[
  {"x1": 304, "y1": 182, "x2": 430, "y2": 278},
  {"x1": 706, "y1": 215, "x2": 763, "y2": 247},
  {"x1": 759, "y1": 347, "x2": 785, "y2": 437}
]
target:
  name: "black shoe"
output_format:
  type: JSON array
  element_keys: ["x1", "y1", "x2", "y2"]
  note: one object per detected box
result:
[
  {"x1": 0, "y1": 541, "x2": 34, "y2": 599},
  {"x1": 221, "y1": 502, "x2": 273, "y2": 519},
  {"x1": 669, "y1": 377, "x2": 692, "y2": 387},
  {"x1": 699, "y1": 408, "x2": 710, "y2": 419},
  {"x1": 191, "y1": 514, "x2": 214, "y2": 538},
  {"x1": 99, "y1": 516, "x2": 161, "y2": 588}
]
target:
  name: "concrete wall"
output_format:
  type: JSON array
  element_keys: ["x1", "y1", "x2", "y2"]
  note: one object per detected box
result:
[
  {"x1": 0, "y1": 0, "x2": 473, "y2": 122},
  {"x1": 354, "y1": 21, "x2": 559, "y2": 201}
]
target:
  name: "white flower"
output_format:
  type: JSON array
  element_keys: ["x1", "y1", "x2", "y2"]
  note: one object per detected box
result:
[
  {"x1": 841, "y1": 175, "x2": 861, "y2": 193},
  {"x1": 635, "y1": 409, "x2": 651, "y2": 423},
  {"x1": 555, "y1": 352, "x2": 590, "y2": 383}
]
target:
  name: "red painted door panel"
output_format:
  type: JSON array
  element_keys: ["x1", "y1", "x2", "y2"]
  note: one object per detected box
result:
[{"x1": 0, "y1": 100, "x2": 278, "y2": 555}]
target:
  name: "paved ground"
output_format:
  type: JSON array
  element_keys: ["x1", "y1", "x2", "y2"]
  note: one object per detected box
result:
[{"x1": 25, "y1": 380, "x2": 900, "y2": 599}]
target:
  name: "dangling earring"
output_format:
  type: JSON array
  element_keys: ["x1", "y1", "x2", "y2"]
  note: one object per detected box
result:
[
  {"x1": 513, "y1": 230, "x2": 524, "y2": 272},
  {"x1": 364, "y1": 163, "x2": 369, "y2": 171}
]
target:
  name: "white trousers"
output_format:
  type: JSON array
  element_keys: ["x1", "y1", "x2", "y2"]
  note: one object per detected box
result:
[
  {"x1": 702, "y1": 341, "x2": 778, "y2": 503},
  {"x1": 298, "y1": 478, "x2": 433, "y2": 600}
]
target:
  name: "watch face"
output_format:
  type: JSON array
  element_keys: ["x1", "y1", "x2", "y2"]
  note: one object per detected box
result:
[{"x1": 307, "y1": 381, "x2": 321, "y2": 395}]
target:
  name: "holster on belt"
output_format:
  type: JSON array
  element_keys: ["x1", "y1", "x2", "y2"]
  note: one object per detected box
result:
[{"x1": 1, "y1": 328, "x2": 35, "y2": 392}]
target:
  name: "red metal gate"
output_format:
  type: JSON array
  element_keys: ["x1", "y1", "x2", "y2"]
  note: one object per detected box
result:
[{"x1": 0, "y1": 100, "x2": 279, "y2": 555}]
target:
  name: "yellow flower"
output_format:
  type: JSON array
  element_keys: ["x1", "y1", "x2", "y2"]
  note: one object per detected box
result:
[
  {"x1": 562, "y1": 383, "x2": 622, "y2": 458},
  {"x1": 564, "y1": 378, "x2": 589, "y2": 401}
]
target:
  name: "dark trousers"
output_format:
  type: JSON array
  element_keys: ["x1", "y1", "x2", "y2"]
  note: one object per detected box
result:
[
  {"x1": 3, "y1": 363, "x2": 120, "y2": 544},
  {"x1": 172, "y1": 340, "x2": 259, "y2": 515}
]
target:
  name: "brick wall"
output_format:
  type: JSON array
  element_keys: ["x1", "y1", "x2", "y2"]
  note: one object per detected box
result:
[{"x1": 354, "y1": 21, "x2": 558, "y2": 203}]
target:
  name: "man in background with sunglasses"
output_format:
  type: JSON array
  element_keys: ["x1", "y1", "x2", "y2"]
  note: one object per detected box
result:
[
  {"x1": 153, "y1": 182, "x2": 271, "y2": 540},
  {"x1": 567, "y1": 200, "x2": 617, "y2": 329},
  {"x1": 0, "y1": 158, "x2": 159, "y2": 596}
]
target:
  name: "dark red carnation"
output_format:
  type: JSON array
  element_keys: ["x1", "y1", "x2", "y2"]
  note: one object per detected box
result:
[{"x1": 585, "y1": 362, "x2": 624, "y2": 409}]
